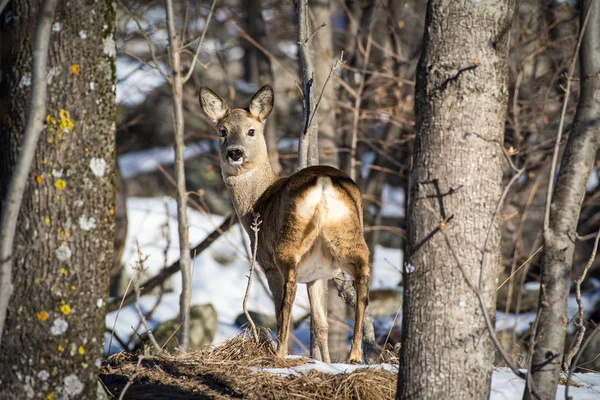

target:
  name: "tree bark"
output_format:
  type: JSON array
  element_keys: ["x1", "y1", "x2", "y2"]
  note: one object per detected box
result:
[
  {"x1": 398, "y1": 1, "x2": 514, "y2": 399},
  {"x1": 0, "y1": 0, "x2": 116, "y2": 397},
  {"x1": 524, "y1": 1, "x2": 600, "y2": 398}
]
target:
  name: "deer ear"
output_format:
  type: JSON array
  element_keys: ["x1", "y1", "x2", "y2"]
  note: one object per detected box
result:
[
  {"x1": 199, "y1": 87, "x2": 229, "y2": 124},
  {"x1": 249, "y1": 84, "x2": 274, "y2": 122}
]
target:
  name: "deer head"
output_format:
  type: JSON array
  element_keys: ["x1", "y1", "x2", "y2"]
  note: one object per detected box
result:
[{"x1": 199, "y1": 85, "x2": 274, "y2": 177}]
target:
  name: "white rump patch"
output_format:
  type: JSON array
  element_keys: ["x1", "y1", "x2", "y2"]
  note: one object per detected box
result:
[{"x1": 296, "y1": 177, "x2": 350, "y2": 222}]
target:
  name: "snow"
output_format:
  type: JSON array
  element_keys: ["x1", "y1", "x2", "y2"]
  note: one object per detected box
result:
[
  {"x1": 116, "y1": 58, "x2": 166, "y2": 105},
  {"x1": 490, "y1": 369, "x2": 600, "y2": 400},
  {"x1": 118, "y1": 143, "x2": 213, "y2": 179},
  {"x1": 250, "y1": 362, "x2": 600, "y2": 399}
]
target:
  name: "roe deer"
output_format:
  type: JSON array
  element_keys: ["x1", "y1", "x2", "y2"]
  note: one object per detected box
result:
[{"x1": 199, "y1": 84, "x2": 370, "y2": 363}]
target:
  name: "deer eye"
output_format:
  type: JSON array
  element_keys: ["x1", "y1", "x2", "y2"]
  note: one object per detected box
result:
[
  {"x1": 247, "y1": 128, "x2": 255, "y2": 137},
  {"x1": 219, "y1": 128, "x2": 227, "y2": 137}
]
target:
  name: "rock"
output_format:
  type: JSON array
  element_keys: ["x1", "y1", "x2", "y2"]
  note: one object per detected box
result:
[
  {"x1": 369, "y1": 289, "x2": 403, "y2": 317},
  {"x1": 137, "y1": 304, "x2": 218, "y2": 352},
  {"x1": 235, "y1": 310, "x2": 277, "y2": 331}
]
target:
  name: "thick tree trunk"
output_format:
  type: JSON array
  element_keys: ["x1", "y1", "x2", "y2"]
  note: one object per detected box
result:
[
  {"x1": 397, "y1": 1, "x2": 514, "y2": 399},
  {"x1": 0, "y1": 0, "x2": 116, "y2": 398},
  {"x1": 524, "y1": 1, "x2": 600, "y2": 398}
]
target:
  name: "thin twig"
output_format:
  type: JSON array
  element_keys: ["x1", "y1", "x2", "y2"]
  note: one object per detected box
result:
[
  {"x1": 563, "y1": 228, "x2": 600, "y2": 370},
  {"x1": 243, "y1": 214, "x2": 261, "y2": 343},
  {"x1": 301, "y1": 22, "x2": 326, "y2": 45},
  {"x1": 497, "y1": 245, "x2": 544, "y2": 291},
  {"x1": 544, "y1": 2, "x2": 594, "y2": 230},
  {"x1": 182, "y1": 0, "x2": 217, "y2": 83},
  {"x1": 566, "y1": 323, "x2": 600, "y2": 400},
  {"x1": 480, "y1": 166, "x2": 525, "y2": 290},
  {"x1": 349, "y1": 19, "x2": 375, "y2": 181},
  {"x1": 133, "y1": 244, "x2": 162, "y2": 354},
  {"x1": 0, "y1": 0, "x2": 58, "y2": 351},
  {"x1": 109, "y1": 252, "x2": 143, "y2": 353},
  {"x1": 306, "y1": 51, "x2": 344, "y2": 131},
  {"x1": 117, "y1": 0, "x2": 170, "y2": 82},
  {"x1": 107, "y1": 214, "x2": 235, "y2": 312}
]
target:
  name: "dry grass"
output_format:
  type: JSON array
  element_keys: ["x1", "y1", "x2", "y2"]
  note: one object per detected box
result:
[{"x1": 100, "y1": 331, "x2": 398, "y2": 399}]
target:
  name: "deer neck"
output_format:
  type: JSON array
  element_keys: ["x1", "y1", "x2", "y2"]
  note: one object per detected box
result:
[{"x1": 223, "y1": 160, "x2": 277, "y2": 231}]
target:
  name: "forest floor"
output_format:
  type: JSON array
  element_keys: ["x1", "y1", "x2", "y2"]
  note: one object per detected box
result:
[{"x1": 100, "y1": 333, "x2": 600, "y2": 400}]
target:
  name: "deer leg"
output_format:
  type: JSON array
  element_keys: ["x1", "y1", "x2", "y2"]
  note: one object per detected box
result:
[
  {"x1": 265, "y1": 269, "x2": 284, "y2": 338},
  {"x1": 348, "y1": 258, "x2": 370, "y2": 364},
  {"x1": 277, "y1": 265, "x2": 297, "y2": 359},
  {"x1": 307, "y1": 278, "x2": 331, "y2": 363}
]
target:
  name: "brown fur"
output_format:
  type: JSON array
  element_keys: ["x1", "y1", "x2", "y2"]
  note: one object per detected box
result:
[{"x1": 199, "y1": 85, "x2": 371, "y2": 363}]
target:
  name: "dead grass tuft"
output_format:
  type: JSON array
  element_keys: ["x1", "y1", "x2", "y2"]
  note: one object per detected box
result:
[{"x1": 101, "y1": 331, "x2": 398, "y2": 399}]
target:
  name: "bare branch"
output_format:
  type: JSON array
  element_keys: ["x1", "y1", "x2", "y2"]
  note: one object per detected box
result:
[
  {"x1": 307, "y1": 51, "x2": 344, "y2": 131},
  {"x1": 117, "y1": 0, "x2": 170, "y2": 82},
  {"x1": 564, "y1": 228, "x2": 600, "y2": 370},
  {"x1": 566, "y1": 323, "x2": 600, "y2": 400},
  {"x1": 107, "y1": 214, "x2": 236, "y2": 312},
  {"x1": 0, "y1": 0, "x2": 58, "y2": 351},
  {"x1": 182, "y1": 0, "x2": 217, "y2": 84}
]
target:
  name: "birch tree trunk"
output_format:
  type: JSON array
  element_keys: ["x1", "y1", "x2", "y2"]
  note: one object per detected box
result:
[
  {"x1": 0, "y1": 0, "x2": 116, "y2": 397},
  {"x1": 525, "y1": 1, "x2": 600, "y2": 398},
  {"x1": 397, "y1": 1, "x2": 514, "y2": 398}
]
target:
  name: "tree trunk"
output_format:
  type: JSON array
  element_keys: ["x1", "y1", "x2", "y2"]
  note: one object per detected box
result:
[
  {"x1": 309, "y1": 0, "x2": 348, "y2": 361},
  {"x1": 525, "y1": 1, "x2": 600, "y2": 398},
  {"x1": 397, "y1": 1, "x2": 514, "y2": 399},
  {"x1": 0, "y1": 0, "x2": 116, "y2": 398}
]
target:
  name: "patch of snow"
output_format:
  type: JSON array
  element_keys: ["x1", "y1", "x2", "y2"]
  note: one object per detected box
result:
[
  {"x1": 276, "y1": 138, "x2": 298, "y2": 152},
  {"x1": 361, "y1": 151, "x2": 376, "y2": 179},
  {"x1": 118, "y1": 143, "x2": 212, "y2": 179},
  {"x1": 587, "y1": 167, "x2": 599, "y2": 192},
  {"x1": 490, "y1": 368, "x2": 600, "y2": 400},
  {"x1": 116, "y1": 58, "x2": 166, "y2": 105},
  {"x1": 381, "y1": 184, "x2": 405, "y2": 218}
]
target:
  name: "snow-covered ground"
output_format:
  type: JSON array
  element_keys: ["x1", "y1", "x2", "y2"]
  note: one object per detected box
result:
[
  {"x1": 252, "y1": 362, "x2": 600, "y2": 399},
  {"x1": 105, "y1": 196, "x2": 600, "y2": 399}
]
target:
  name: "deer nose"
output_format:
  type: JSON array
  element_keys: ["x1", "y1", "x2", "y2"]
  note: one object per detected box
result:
[{"x1": 227, "y1": 148, "x2": 244, "y2": 161}]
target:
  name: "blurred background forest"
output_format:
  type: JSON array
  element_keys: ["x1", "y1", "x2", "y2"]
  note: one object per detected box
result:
[{"x1": 109, "y1": 0, "x2": 600, "y2": 371}]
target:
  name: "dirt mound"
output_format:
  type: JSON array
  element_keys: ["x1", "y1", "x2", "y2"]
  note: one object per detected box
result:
[{"x1": 100, "y1": 332, "x2": 397, "y2": 399}]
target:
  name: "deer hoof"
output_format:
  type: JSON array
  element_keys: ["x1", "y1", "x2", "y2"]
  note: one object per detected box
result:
[{"x1": 347, "y1": 355, "x2": 362, "y2": 364}]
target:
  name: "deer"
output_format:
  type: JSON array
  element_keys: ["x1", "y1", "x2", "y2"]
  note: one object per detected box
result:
[{"x1": 199, "y1": 84, "x2": 370, "y2": 364}]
